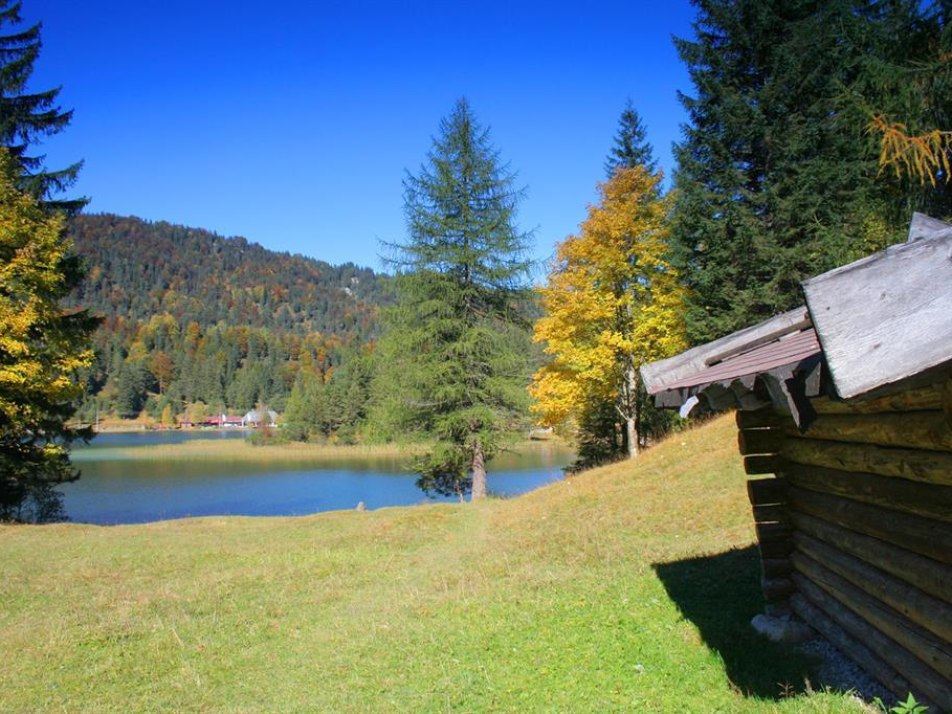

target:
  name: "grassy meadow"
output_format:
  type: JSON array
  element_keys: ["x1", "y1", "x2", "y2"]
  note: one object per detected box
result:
[{"x1": 0, "y1": 414, "x2": 872, "y2": 712}]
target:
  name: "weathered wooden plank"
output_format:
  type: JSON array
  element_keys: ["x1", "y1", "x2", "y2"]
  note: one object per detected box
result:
[
  {"x1": 787, "y1": 486, "x2": 952, "y2": 565},
  {"x1": 784, "y1": 410, "x2": 952, "y2": 452},
  {"x1": 744, "y1": 454, "x2": 784, "y2": 475},
  {"x1": 811, "y1": 384, "x2": 943, "y2": 415},
  {"x1": 793, "y1": 553, "x2": 952, "y2": 689},
  {"x1": 792, "y1": 512, "x2": 952, "y2": 606},
  {"x1": 738, "y1": 428, "x2": 784, "y2": 456},
  {"x1": 908, "y1": 212, "x2": 952, "y2": 242},
  {"x1": 789, "y1": 589, "x2": 932, "y2": 708},
  {"x1": 736, "y1": 407, "x2": 786, "y2": 429},
  {"x1": 756, "y1": 522, "x2": 791, "y2": 543},
  {"x1": 794, "y1": 532, "x2": 952, "y2": 645},
  {"x1": 641, "y1": 307, "x2": 810, "y2": 395},
  {"x1": 782, "y1": 438, "x2": 952, "y2": 486},
  {"x1": 747, "y1": 478, "x2": 787, "y2": 506},
  {"x1": 785, "y1": 463, "x2": 952, "y2": 524},
  {"x1": 802, "y1": 228, "x2": 952, "y2": 400}
]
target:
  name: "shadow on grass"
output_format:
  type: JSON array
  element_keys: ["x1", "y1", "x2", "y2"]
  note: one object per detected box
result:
[{"x1": 653, "y1": 545, "x2": 815, "y2": 700}]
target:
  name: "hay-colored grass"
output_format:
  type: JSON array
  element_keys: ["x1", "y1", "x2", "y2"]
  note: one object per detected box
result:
[{"x1": 0, "y1": 414, "x2": 870, "y2": 712}]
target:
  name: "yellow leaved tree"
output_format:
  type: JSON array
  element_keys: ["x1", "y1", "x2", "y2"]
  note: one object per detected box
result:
[
  {"x1": 530, "y1": 166, "x2": 687, "y2": 460},
  {"x1": 0, "y1": 149, "x2": 96, "y2": 521}
]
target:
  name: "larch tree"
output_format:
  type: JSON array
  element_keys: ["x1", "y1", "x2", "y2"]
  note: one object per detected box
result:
[
  {"x1": 0, "y1": 0, "x2": 84, "y2": 213},
  {"x1": 372, "y1": 98, "x2": 533, "y2": 500},
  {"x1": 0, "y1": 148, "x2": 96, "y2": 521},
  {"x1": 530, "y1": 166, "x2": 687, "y2": 460}
]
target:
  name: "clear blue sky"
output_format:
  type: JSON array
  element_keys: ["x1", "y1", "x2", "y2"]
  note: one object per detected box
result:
[{"x1": 25, "y1": 1, "x2": 696, "y2": 273}]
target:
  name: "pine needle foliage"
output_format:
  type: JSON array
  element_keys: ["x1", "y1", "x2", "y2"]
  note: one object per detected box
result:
[
  {"x1": 373, "y1": 99, "x2": 533, "y2": 500},
  {"x1": 0, "y1": 1, "x2": 84, "y2": 213},
  {"x1": 671, "y1": 0, "x2": 952, "y2": 344}
]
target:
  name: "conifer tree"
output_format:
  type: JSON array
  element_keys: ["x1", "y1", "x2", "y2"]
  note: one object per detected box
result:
[
  {"x1": 605, "y1": 99, "x2": 657, "y2": 177},
  {"x1": 670, "y1": 0, "x2": 947, "y2": 343},
  {"x1": 0, "y1": 149, "x2": 96, "y2": 521},
  {"x1": 0, "y1": 1, "x2": 84, "y2": 213},
  {"x1": 372, "y1": 98, "x2": 533, "y2": 500}
]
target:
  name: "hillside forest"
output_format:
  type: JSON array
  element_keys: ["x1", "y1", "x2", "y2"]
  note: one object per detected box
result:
[
  {"x1": 67, "y1": 0, "x2": 952, "y2": 461},
  {"x1": 64, "y1": 214, "x2": 388, "y2": 441},
  {"x1": 2, "y1": 0, "x2": 951, "y2": 518}
]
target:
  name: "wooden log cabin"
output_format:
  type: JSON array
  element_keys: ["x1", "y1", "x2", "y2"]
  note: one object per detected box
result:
[{"x1": 642, "y1": 213, "x2": 952, "y2": 710}]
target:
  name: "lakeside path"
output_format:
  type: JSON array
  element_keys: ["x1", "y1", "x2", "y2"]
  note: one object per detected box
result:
[{"x1": 0, "y1": 415, "x2": 870, "y2": 712}]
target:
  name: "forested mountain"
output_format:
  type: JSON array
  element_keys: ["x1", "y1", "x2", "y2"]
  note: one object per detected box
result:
[
  {"x1": 66, "y1": 214, "x2": 388, "y2": 428},
  {"x1": 67, "y1": 214, "x2": 384, "y2": 336}
]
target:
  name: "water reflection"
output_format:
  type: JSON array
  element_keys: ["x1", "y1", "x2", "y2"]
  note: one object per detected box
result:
[{"x1": 63, "y1": 433, "x2": 572, "y2": 525}]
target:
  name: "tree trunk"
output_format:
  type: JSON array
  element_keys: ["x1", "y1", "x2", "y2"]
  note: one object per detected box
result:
[
  {"x1": 626, "y1": 364, "x2": 641, "y2": 459},
  {"x1": 471, "y1": 439, "x2": 487, "y2": 500}
]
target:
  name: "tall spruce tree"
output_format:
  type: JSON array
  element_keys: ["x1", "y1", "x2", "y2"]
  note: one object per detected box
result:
[
  {"x1": 671, "y1": 0, "x2": 946, "y2": 343},
  {"x1": 0, "y1": 1, "x2": 84, "y2": 213},
  {"x1": 372, "y1": 98, "x2": 533, "y2": 500},
  {"x1": 605, "y1": 99, "x2": 657, "y2": 177}
]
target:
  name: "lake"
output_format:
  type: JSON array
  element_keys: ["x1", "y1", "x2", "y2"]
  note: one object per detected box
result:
[{"x1": 62, "y1": 431, "x2": 573, "y2": 525}]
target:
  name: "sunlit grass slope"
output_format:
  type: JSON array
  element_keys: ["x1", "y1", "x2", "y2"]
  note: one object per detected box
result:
[{"x1": 0, "y1": 414, "x2": 868, "y2": 712}]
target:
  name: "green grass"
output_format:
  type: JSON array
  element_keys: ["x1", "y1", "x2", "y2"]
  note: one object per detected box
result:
[{"x1": 0, "y1": 414, "x2": 871, "y2": 712}]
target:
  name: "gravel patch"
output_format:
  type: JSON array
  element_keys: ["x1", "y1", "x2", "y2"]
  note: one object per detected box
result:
[{"x1": 799, "y1": 635, "x2": 894, "y2": 708}]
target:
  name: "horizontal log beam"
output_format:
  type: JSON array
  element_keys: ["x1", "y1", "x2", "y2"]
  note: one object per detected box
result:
[
  {"x1": 794, "y1": 532, "x2": 952, "y2": 645},
  {"x1": 785, "y1": 411, "x2": 952, "y2": 452},
  {"x1": 761, "y1": 557, "x2": 793, "y2": 578},
  {"x1": 752, "y1": 503, "x2": 789, "y2": 525},
  {"x1": 738, "y1": 428, "x2": 784, "y2": 456},
  {"x1": 811, "y1": 384, "x2": 943, "y2": 415},
  {"x1": 793, "y1": 553, "x2": 952, "y2": 691},
  {"x1": 747, "y1": 478, "x2": 787, "y2": 506},
  {"x1": 761, "y1": 576, "x2": 794, "y2": 601},
  {"x1": 788, "y1": 486, "x2": 952, "y2": 565},
  {"x1": 792, "y1": 512, "x2": 952, "y2": 607},
  {"x1": 736, "y1": 407, "x2": 787, "y2": 429},
  {"x1": 782, "y1": 438, "x2": 952, "y2": 486},
  {"x1": 785, "y1": 463, "x2": 952, "y2": 524},
  {"x1": 789, "y1": 591, "x2": 928, "y2": 706},
  {"x1": 744, "y1": 454, "x2": 784, "y2": 475}
]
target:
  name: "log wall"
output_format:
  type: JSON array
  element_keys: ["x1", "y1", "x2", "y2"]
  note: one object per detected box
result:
[{"x1": 737, "y1": 378, "x2": 952, "y2": 710}]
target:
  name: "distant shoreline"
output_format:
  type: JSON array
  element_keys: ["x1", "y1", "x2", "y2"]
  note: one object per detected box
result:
[{"x1": 73, "y1": 433, "x2": 573, "y2": 464}]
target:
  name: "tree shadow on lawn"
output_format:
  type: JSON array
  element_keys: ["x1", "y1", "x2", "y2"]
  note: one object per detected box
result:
[{"x1": 653, "y1": 545, "x2": 816, "y2": 700}]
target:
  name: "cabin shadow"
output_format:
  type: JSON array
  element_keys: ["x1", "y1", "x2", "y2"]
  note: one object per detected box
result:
[{"x1": 653, "y1": 545, "x2": 815, "y2": 700}]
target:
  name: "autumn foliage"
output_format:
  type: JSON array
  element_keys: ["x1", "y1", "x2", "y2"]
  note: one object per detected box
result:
[{"x1": 530, "y1": 166, "x2": 686, "y2": 458}]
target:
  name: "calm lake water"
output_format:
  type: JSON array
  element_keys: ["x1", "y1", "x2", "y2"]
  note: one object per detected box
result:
[{"x1": 62, "y1": 431, "x2": 572, "y2": 525}]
